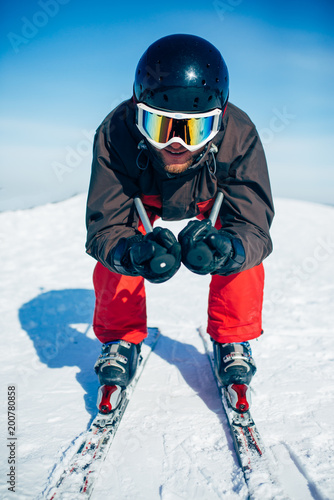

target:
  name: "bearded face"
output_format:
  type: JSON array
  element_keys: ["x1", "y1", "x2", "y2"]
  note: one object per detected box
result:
[{"x1": 149, "y1": 142, "x2": 206, "y2": 175}]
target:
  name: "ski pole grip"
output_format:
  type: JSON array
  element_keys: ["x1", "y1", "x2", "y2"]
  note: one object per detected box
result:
[
  {"x1": 186, "y1": 191, "x2": 224, "y2": 268},
  {"x1": 134, "y1": 197, "x2": 176, "y2": 275}
]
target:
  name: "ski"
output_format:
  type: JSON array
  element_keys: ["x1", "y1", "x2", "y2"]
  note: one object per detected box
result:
[
  {"x1": 44, "y1": 327, "x2": 161, "y2": 499},
  {"x1": 198, "y1": 327, "x2": 287, "y2": 499}
]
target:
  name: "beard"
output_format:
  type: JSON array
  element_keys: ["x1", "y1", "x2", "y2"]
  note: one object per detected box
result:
[{"x1": 148, "y1": 143, "x2": 206, "y2": 175}]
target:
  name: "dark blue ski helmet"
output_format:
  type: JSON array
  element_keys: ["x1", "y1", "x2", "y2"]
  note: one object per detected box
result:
[{"x1": 133, "y1": 34, "x2": 229, "y2": 114}]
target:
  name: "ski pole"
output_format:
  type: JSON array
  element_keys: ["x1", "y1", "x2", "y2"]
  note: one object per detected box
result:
[
  {"x1": 186, "y1": 191, "x2": 224, "y2": 268},
  {"x1": 134, "y1": 197, "x2": 176, "y2": 275},
  {"x1": 208, "y1": 191, "x2": 224, "y2": 226}
]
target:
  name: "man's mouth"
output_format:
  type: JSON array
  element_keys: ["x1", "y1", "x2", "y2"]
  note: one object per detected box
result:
[
  {"x1": 164, "y1": 147, "x2": 189, "y2": 157},
  {"x1": 167, "y1": 150, "x2": 186, "y2": 155},
  {"x1": 149, "y1": 141, "x2": 205, "y2": 174}
]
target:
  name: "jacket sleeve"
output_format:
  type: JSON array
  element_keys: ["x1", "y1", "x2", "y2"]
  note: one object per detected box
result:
[
  {"x1": 85, "y1": 121, "x2": 141, "y2": 272},
  {"x1": 216, "y1": 117, "x2": 274, "y2": 272}
]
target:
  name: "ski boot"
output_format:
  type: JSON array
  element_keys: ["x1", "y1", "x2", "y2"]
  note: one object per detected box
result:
[
  {"x1": 94, "y1": 340, "x2": 142, "y2": 414},
  {"x1": 213, "y1": 341, "x2": 256, "y2": 413}
]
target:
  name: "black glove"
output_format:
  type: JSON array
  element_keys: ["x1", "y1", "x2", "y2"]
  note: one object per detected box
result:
[
  {"x1": 111, "y1": 227, "x2": 181, "y2": 284},
  {"x1": 178, "y1": 219, "x2": 245, "y2": 276}
]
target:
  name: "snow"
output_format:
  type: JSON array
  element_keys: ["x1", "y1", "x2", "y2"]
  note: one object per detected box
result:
[{"x1": 0, "y1": 194, "x2": 334, "y2": 499}]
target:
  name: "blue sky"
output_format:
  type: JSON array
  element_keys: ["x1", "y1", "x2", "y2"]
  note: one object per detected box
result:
[{"x1": 0, "y1": 0, "x2": 333, "y2": 209}]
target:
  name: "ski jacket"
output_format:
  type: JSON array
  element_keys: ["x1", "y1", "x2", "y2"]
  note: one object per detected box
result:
[{"x1": 86, "y1": 99, "x2": 274, "y2": 274}]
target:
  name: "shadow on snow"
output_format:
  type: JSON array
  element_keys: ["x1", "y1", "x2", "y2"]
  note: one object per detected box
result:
[
  {"x1": 18, "y1": 289, "x2": 228, "y2": 436},
  {"x1": 18, "y1": 288, "x2": 99, "y2": 420}
]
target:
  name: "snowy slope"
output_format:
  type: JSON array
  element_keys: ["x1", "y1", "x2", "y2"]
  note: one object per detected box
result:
[{"x1": 0, "y1": 194, "x2": 333, "y2": 500}]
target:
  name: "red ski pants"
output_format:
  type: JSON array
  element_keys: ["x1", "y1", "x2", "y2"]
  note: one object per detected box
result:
[
  {"x1": 92, "y1": 207, "x2": 265, "y2": 345},
  {"x1": 93, "y1": 262, "x2": 264, "y2": 344}
]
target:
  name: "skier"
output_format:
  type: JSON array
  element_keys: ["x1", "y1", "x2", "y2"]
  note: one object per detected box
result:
[{"x1": 86, "y1": 34, "x2": 274, "y2": 412}]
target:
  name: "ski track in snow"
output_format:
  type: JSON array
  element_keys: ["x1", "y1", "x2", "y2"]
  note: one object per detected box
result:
[{"x1": 0, "y1": 194, "x2": 334, "y2": 499}]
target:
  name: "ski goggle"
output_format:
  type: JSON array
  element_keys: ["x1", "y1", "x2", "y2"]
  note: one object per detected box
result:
[{"x1": 136, "y1": 103, "x2": 222, "y2": 151}]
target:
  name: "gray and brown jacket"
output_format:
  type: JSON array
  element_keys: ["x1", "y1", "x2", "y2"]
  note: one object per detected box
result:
[{"x1": 86, "y1": 99, "x2": 274, "y2": 273}]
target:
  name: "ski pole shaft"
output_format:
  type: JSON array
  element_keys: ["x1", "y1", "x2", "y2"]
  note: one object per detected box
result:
[
  {"x1": 187, "y1": 191, "x2": 224, "y2": 268},
  {"x1": 134, "y1": 197, "x2": 175, "y2": 275},
  {"x1": 134, "y1": 197, "x2": 153, "y2": 234},
  {"x1": 208, "y1": 190, "x2": 224, "y2": 225}
]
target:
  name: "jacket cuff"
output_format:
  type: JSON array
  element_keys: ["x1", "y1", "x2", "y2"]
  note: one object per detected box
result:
[
  {"x1": 110, "y1": 236, "x2": 143, "y2": 276},
  {"x1": 213, "y1": 234, "x2": 246, "y2": 276}
]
